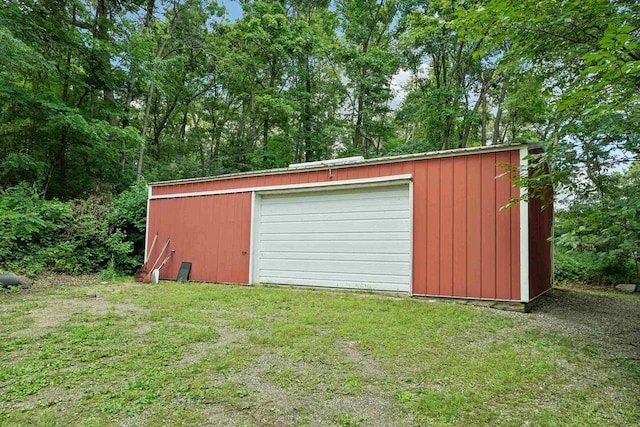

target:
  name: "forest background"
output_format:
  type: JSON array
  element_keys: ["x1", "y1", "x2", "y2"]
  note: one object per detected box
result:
[{"x1": 1, "y1": 0, "x2": 638, "y2": 285}]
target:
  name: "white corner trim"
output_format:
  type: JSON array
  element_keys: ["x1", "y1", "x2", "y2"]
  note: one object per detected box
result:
[
  {"x1": 408, "y1": 180, "x2": 414, "y2": 297},
  {"x1": 150, "y1": 174, "x2": 414, "y2": 200},
  {"x1": 144, "y1": 185, "x2": 152, "y2": 264},
  {"x1": 248, "y1": 191, "x2": 256, "y2": 285},
  {"x1": 550, "y1": 213, "x2": 555, "y2": 288},
  {"x1": 251, "y1": 193, "x2": 263, "y2": 285},
  {"x1": 519, "y1": 147, "x2": 530, "y2": 302}
]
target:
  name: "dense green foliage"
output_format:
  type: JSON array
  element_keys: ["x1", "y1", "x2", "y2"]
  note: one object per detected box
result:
[
  {"x1": 1, "y1": 0, "x2": 638, "y2": 280},
  {"x1": 0, "y1": 183, "x2": 147, "y2": 275},
  {"x1": 2, "y1": 0, "x2": 636, "y2": 197},
  {"x1": 554, "y1": 164, "x2": 640, "y2": 284}
]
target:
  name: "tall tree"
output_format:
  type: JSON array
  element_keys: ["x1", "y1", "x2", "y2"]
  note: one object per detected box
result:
[
  {"x1": 337, "y1": 0, "x2": 400, "y2": 156},
  {"x1": 287, "y1": 0, "x2": 345, "y2": 162},
  {"x1": 455, "y1": 0, "x2": 640, "y2": 186},
  {"x1": 394, "y1": 0, "x2": 490, "y2": 152},
  {"x1": 0, "y1": 0, "x2": 141, "y2": 198}
]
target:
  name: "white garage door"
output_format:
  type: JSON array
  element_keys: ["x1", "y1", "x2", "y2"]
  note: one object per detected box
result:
[{"x1": 256, "y1": 184, "x2": 411, "y2": 292}]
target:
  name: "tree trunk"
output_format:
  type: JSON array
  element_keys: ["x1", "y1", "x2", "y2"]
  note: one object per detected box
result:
[
  {"x1": 48, "y1": 20, "x2": 74, "y2": 197},
  {"x1": 460, "y1": 86, "x2": 484, "y2": 148},
  {"x1": 152, "y1": 96, "x2": 178, "y2": 157},
  {"x1": 180, "y1": 107, "x2": 189, "y2": 143},
  {"x1": 144, "y1": 0, "x2": 155, "y2": 27},
  {"x1": 481, "y1": 73, "x2": 488, "y2": 146},
  {"x1": 94, "y1": 0, "x2": 117, "y2": 126},
  {"x1": 303, "y1": 55, "x2": 313, "y2": 161},
  {"x1": 353, "y1": 97, "x2": 364, "y2": 151},
  {"x1": 136, "y1": 3, "x2": 179, "y2": 181},
  {"x1": 263, "y1": 113, "x2": 269, "y2": 156},
  {"x1": 123, "y1": 0, "x2": 154, "y2": 172},
  {"x1": 353, "y1": 32, "x2": 370, "y2": 153},
  {"x1": 442, "y1": 117, "x2": 453, "y2": 150},
  {"x1": 492, "y1": 83, "x2": 507, "y2": 145}
]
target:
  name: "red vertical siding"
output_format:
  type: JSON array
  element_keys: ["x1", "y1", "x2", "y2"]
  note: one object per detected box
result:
[
  {"x1": 529, "y1": 197, "x2": 553, "y2": 299},
  {"x1": 465, "y1": 155, "x2": 483, "y2": 298},
  {"x1": 355, "y1": 167, "x2": 370, "y2": 179},
  {"x1": 495, "y1": 151, "x2": 513, "y2": 300},
  {"x1": 407, "y1": 151, "x2": 520, "y2": 300},
  {"x1": 452, "y1": 157, "x2": 467, "y2": 297},
  {"x1": 426, "y1": 159, "x2": 441, "y2": 295},
  {"x1": 147, "y1": 192, "x2": 252, "y2": 283},
  {"x1": 528, "y1": 149, "x2": 553, "y2": 300},
  {"x1": 480, "y1": 154, "x2": 497, "y2": 299},
  {"x1": 216, "y1": 197, "x2": 232, "y2": 281},
  {"x1": 413, "y1": 161, "x2": 428, "y2": 295},
  {"x1": 439, "y1": 158, "x2": 454, "y2": 295}
]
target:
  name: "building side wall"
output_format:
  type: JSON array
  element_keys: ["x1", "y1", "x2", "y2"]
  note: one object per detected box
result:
[
  {"x1": 528, "y1": 153, "x2": 554, "y2": 299},
  {"x1": 411, "y1": 150, "x2": 521, "y2": 300},
  {"x1": 149, "y1": 149, "x2": 522, "y2": 299},
  {"x1": 147, "y1": 192, "x2": 252, "y2": 283}
]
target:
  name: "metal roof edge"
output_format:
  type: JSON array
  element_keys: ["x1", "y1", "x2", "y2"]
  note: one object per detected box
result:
[{"x1": 149, "y1": 143, "x2": 531, "y2": 187}]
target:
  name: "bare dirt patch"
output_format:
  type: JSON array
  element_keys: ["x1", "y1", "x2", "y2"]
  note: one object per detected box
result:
[
  {"x1": 30, "y1": 273, "x2": 102, "y2": 290},
  {"x1": 11, "y1": 294, "x2": 147, "y2": 337},
  {"x1": 337, "y1": 340, "x2": 386, "y2": 381},
  {"x1": 216, "y1": 351, "x2": 415, "y2": 426},
  {"x1": 174, "y1": 322, "x2": 249, "y2": 366},
  {"x1": 32, "y1": 298, "x2": 140, "y2": 327},
  {"x1": 529, "y1": 287, "x2": 640, "y2": 359}
]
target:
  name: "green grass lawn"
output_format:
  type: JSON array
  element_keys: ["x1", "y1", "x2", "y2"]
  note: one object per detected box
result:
[{"x1": 0, "y1": 281, "x2": 638, "y2": 426}]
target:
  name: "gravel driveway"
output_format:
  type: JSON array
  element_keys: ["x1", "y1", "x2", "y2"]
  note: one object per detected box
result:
[{"x1": 528, "y1": 287, "x2": 640, "y2": 360}]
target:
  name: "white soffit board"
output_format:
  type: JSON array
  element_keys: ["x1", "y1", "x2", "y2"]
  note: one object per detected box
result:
[{"x1": 256, "y1": 184, "x2": 411, "y2": 292}]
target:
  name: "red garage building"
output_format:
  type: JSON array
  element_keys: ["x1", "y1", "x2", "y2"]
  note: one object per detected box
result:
[{"x1": 146, "y1": 143, "x2": 552, "y2": 304}]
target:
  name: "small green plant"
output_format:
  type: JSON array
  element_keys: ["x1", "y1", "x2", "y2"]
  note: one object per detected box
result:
[
  {"x1": 397, "y1": 390, "x2": 417, "y2": 403},
  {"x1": 618, "y1": 357, "x2": 640, "y2": 381},
  {"x1": 332, "y1": 413, "x2": 367, "y2": 427},
  {"x1": 97, "y1": 258, "x2": 118, "y2": 281}
]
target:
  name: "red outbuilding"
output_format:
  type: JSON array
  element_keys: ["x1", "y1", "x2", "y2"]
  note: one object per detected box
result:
[{"x1": 146, "y1": 143, "x2": 553, "y2": 304}]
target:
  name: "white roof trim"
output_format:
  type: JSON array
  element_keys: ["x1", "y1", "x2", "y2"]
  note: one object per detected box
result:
[
  {"x1": 288, "y1": 156, "x2": 364, "y2": 169},
  {"x1": 150, "y1": 174, "x2": 413, "y2": 200}
]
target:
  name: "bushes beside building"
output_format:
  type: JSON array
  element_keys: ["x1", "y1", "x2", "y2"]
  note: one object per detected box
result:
[{"x1": 0, "y1": 183, "x2": 147, "y2": 276}]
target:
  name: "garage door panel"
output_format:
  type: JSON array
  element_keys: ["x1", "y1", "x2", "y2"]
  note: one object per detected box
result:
[
  {"x1": 261, "y1": 209, "x2": 409, "y2": 223},
  {"x1": 261, "y1": 258, "x2": 410, "y2": 276},
  {"x1": 260, "y1": 276, "x2": 407, "y2": 292},
  {"x1": 260, "y1": 231, "x2": 409, "y2": 242},
  {"x1": 260, "y1": 240, "x2": 409, "y2": 254},
  {"x1": 261, "y1": 218, "x2": 409, "y2": 234},
  {"x1": 260, "y1": 270, "x2": 409, "y2": 287},
  {"x1": 260, "y1": 251, "x2": 409, "y2": 263},
  {"x1": 262, "y1": 190, "x2": 408, "y2": 210},
  {"x1": 261, "y1": 187, "x2": 407, "y2": 205},
  {"x1": 261, "y1": 200, "x2": 407, "y2": 216},
  {"x1": 257, "y1": 184, "x2": 411, "y2": 292}
]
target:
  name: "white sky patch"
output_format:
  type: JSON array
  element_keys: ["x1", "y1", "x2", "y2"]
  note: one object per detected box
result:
[
  {"x1": 390, "y1": 69, "x2": 411, "y2": 109},
  {"x1": 390, "y1": 64, "x2": 430, "y2": 110}
]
